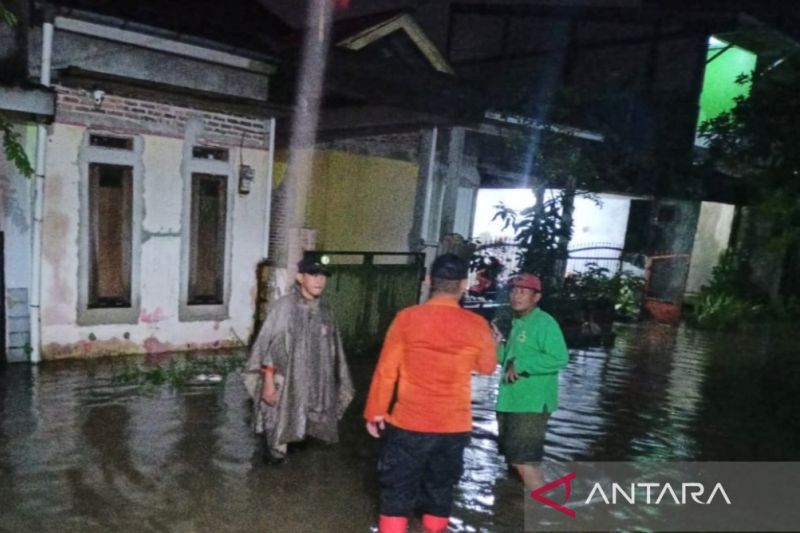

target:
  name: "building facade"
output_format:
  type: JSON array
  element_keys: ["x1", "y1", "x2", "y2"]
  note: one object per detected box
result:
[{"x1": 2, "y1": 3, "x2": 279, "y2": 360}]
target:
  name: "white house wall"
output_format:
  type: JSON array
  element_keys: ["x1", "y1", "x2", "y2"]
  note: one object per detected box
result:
[
  {"x1": 39, "y1": 88, "x2": 272, "y2": 359},
  {"x1": 571, "y1": 194, "x2": 632, "y2": 247},
  {"x1": 567, "y1": 193, "x2": 633, "y2": 274},
  {"x1": 685, "y1": 201, "x2": 736, "y2": 295},
  {"x1": 0, "y1": 123, "x2": 35, "y2": 362}
]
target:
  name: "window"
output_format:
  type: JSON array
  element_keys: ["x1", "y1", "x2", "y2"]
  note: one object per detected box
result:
[
  {"x1": 79, "y1": 134, "x2": 141, "y2": 325},
  {"x1": 89, "y1": 135, "x2": 134, "y2": 150},
  {"x1": 180, "y1": 146, "x2": 232, "y2": 321},
  {"x1": 88, "y1": 163, "x2": 133, "y2": 308},
  {"x1": 188, "y1": 173, "x2": 228, "y2": 305},
  {"x1": 192, "y1": 146, "x2": 229, "y2": 161}
]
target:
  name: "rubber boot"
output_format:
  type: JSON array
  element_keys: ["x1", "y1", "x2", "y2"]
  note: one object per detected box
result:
[
  {"x1": 378, "y1": 515, "x2": 408, "y2": 533},
  {"x1": 422, "y1": 514, "x2": 449, "y2": 532}
]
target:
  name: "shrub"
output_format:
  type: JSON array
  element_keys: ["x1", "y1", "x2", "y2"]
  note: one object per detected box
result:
[{"x1": 689, "y1": 249, "x2": 768, "y2": 331}]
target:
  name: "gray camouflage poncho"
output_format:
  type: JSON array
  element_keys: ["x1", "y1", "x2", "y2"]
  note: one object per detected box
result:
[{"x1": 243, "y1": 286, "x2": 353, "y2": 449}]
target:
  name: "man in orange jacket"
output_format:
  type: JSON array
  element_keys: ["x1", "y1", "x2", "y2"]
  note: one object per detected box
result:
[{"x1": 364, "y1": 253, "x2": 499, "y2": 533}]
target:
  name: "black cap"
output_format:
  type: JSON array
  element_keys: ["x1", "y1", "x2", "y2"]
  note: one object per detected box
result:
[
  {"x1": 430, "y1": 253, "x2": 468, "y2": 280},
  {"x1": 297, "y1": 256, "x2": 332, "y2": 276}
]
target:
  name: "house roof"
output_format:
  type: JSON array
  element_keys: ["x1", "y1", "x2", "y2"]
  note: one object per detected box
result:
[
  {"x1": 335, "y1": 12, "x2": 454, "y2": 74},
  {"x1": 0, "y1": 83, "x2": 55, "y2": 117},
  {"x1": 38, "y1": 0, "x2": 293, "y2": 59},
  {"x1": 269, "y1": 10, "x2": 481, "y2": 137}
]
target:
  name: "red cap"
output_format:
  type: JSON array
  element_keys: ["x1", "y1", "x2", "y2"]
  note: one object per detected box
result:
[{"x1": 511, "y1": 273, "x2": 542, "y2": 291}]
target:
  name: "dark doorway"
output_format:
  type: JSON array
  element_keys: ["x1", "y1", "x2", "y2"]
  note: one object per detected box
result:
[{"x1": 623, "y1": 199, "x2": 652, "y2": 253}]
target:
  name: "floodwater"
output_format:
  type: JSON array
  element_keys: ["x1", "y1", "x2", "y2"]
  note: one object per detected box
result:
[{"x1": 1, "y1": 322, "x2": 799, "y2": 533}]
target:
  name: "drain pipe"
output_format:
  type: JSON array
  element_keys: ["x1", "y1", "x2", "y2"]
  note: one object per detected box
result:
[
  {"x1": 263, "y1": 117, "x2": 276, "y2": 259},
  {"x1": 29, "y1": 21, "x2": 54, "y2": 364}
]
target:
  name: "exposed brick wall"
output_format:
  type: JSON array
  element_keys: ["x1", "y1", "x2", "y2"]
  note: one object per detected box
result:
[
  {"x1": 269, "y1": 181, "x2": 288, "y2": 264},
  {"x1": 318, "y1": 132, "x2": 421, "y2": 162},
  {"x1": 55, "y1": 85, "x2": 271, "y2": 149}
]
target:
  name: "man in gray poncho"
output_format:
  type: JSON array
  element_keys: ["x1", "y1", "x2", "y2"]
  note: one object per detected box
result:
[{"x1": 244, "y1": 257, "x2": 354, "y2": 463}]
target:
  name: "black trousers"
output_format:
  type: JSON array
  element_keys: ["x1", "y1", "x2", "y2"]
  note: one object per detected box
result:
[{"x1": 378, "y1": 424, "x2": 470, "y2": 517}]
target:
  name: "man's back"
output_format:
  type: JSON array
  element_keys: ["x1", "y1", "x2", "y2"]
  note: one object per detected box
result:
[{"x1": 364, "y1": 298, "x2": 496, "y2": 433}]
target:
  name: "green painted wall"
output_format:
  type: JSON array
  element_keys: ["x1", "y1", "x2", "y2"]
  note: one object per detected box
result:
[{"x1": 698, "y1": 38, "x2": 757, "y2": 127}]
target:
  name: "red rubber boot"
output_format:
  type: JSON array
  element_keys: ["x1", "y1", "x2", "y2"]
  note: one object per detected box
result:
[
  {"x1": 378, "y1": 515, "x2": 408, "y2": 533},
  {"x1": 422, "y1": 514, "x2": 449, "y2": 532}
]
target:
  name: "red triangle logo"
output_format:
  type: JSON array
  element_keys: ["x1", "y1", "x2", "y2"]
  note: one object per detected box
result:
[{"x1": 530, "y1": 471, "x2": 577, "y2": 518}]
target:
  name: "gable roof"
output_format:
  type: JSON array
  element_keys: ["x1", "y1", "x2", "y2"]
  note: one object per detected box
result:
[{"x1": 336, "y1": 13, "x2": 454, "y2": 74}]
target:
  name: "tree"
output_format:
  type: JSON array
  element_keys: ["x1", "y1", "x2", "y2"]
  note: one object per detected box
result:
[
  {"x1": 491, "y1": 89, "x2": 635, "y2": 284},
  {"x1": 493, "y1": 190, "x2": 572, "y2": 282},
  {"x1": 1, "y1": 3, "x2": 34, "y2": 178},
  {"x1": 699, "y1": 55, "x2": 800, "y2": 298}
]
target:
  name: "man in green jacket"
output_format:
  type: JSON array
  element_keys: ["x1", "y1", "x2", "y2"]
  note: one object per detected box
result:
[{"x1": 495, "y1": 273, "x2": 569, "y2": 489}]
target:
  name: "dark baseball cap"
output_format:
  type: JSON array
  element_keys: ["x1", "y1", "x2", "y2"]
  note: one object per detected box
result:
[
  {"x1": 297, "y1": 256, "x2": 331, "y2": 276},
  {"x1": 430, "y1": 253, "x2": 469, "y2": 280}
]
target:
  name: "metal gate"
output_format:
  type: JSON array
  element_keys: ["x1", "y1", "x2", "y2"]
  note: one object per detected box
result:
[
  {"x1": 306, "y1": 251, "x2": 425, "y2": 357},
  {"x1": 642, "y1": 254, "x2": 691, "y2": 323}
]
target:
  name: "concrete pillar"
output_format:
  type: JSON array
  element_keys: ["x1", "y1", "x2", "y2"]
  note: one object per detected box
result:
[
  {"x1": 438, "y1": 127, "x2": 466, "y2": 238},
  {"x1": 452, "y1": 153, "x2": 481, "y2": 239},
  {"x1": 408, "y1": 128, "x2": 438, "y2": 254}
]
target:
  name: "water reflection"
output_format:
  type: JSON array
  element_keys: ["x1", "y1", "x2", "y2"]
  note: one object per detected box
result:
[
  {"x1": 1, "y1": 322, "x2": 800, "y2": 532},
  {"x1": 689, "y1": 324, "x2": 800, "y2": 460}
]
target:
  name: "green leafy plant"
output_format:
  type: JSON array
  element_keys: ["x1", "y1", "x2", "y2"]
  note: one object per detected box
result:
[
  {"x1": 688, "y1": 249, "x2": 769, "y2": 331},
  {"x1": 615, "y1": 270, "x2": 645, "y2": 319},
  {"x1": 112, "y1": 354, "x2": 245, "y2": 392},
  {"x1": 1, "y1": 116, "x2": 35, "y2": 178},
  {"x1": 699, "y1": 57, "x2": 800, "y2": 303},
  {"x1": 702, "y1": 249, "x2": 761, "y2": 300},
  {"x1": 1, "y1": 3, "x2": 17, "y2": 25},
  {"x1": 556, "y1": 263, "x2": 644, "y2": 322},
  {"x1": 1, "y1": 4, "x2": 35, "y2": 178},
  {"x1": 692, "y1": 293, "x2": 763, "y2": 331},
  {"x1": 493, "y1": 192, "x2": 571, "y2": 282}
]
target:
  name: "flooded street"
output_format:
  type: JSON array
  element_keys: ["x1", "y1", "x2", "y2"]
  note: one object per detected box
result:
[{"x1": 2, "y1": 321, "x2": 799, "y2": 532}]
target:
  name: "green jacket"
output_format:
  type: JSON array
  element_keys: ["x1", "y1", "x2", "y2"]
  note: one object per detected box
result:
[{"x1": 496, "y1": 307, "x2": 569, "y2": 413}]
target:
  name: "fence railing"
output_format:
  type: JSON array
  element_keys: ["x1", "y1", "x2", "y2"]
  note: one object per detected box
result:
[
  {"x1": 473, "y1": 241, "x2": 628, "y2": 275},
  {"x1": 566, "y1": 244, "x2": 625, "y2": 275}
]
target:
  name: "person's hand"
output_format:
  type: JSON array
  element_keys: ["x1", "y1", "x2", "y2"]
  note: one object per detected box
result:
[
  {"x1": 491, "y1": 322, "x2": 504, "y2": 345},
  {"x1": 366, "y1": 416, "x2": 385, "y2": 438},
  {"x1": 261, "y1": 380, "x2": 279, "y2": 406},
  {"x1": 504, "y1": 360, "x2": 518, "y2": 384}
]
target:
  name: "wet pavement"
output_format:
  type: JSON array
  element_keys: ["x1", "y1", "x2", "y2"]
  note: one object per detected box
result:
[{"x1": 2, "y1": 322, "x2": 800, "y2": 532}]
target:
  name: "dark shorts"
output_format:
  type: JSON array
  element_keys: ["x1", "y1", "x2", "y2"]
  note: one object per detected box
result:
[
  {"x1": 497, "y1": 411, "x2": 550, "y2": 464},
  {"x1": 378, "y1": 424, "x2": 470, "y2": 518}
]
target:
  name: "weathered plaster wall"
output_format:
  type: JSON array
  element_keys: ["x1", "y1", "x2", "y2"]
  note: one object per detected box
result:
[
  {"x1": 317, "y1": 132, "x2": 420, "y2": 164},
  {"x1": 39, "y1": 92, "x2": 272, "y2": 359},
  {"x1": 307, "y1": 150, "x2": 418, "y2": 253},
  {"x1": 686, "y1": 201, "x2": 735, "y2": 295},
  {"x1": 0, "y1": 121, "x2": 35, "y2": 362},
  {"x1": 572, "y1": 193, "x2": 632, "y2": 246}
]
